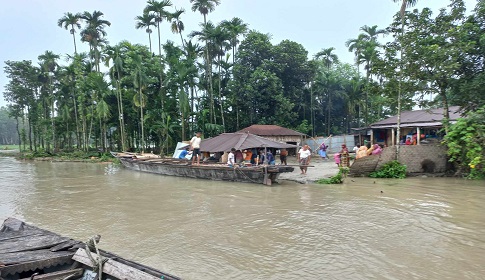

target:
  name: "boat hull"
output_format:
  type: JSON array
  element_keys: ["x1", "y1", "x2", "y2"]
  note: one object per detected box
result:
[{"x1": 119, "y1": 158, "x2": 294, "y2": 185}]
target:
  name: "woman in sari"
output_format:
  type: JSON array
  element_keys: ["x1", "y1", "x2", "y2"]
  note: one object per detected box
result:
[
  {"x1": 372, "y1": 144, "x2": 383, "y2": 155},
  {"x1": 340, "y1": 144, "x2": 350, "y2": 167},
  {"x1": 356, "y1": 145, "x2": 368, "y2": 159}
]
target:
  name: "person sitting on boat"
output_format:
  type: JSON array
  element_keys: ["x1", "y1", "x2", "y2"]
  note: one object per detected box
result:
[
  {"x1": 178, "y1": 147, "x2": 190, "y2": 159},
  {"x1": 244, "y1": 149, "x2": 253, "y2": 163},
  {"x1": 266, "y1": 150, "x2": 275, "y2": 165},
  {"x1": 280, "y1": 148, "x2": 288, "y2": 165},
  {"x1": 258, "y1": 149, "x2": 266, "y2": 165},
  {"x1": 190, "y1": 131, "x2": 202, "y2": 165},
  {"x1": 251, "y1": 149, "x2": 258, "y2": 165},
  {"x1": 227, "y1": 148, "x2": 236, "y2": 167},
  {"x1": 235, "y1": 150, "x2": 244, "y2": 164}
]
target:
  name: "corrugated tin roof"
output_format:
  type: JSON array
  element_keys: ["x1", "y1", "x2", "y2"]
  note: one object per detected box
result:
[
  {"x1": 370, "y1": 106, "x2": 462, "y2": 128},
  {"x1": 236, "y1": 125, "x2": 305, "y2": 136},
  {"x1": 200, "y1": 133, "x2": 297, "y2": 152}
]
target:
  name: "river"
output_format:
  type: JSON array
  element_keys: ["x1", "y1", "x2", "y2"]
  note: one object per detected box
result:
[{"x1": 0, "y1": 157, "x2": 484, "y2": 279}]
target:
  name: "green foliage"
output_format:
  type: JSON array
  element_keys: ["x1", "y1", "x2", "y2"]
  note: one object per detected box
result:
[
  {"x1": 369, "y1": 160, "x2": 407, "y2": 179},
  {"x1": 5, "y1": 0, "x2": 485, "y2": 158},
  {"x1": 444, "y1": 107, "x2": 485, "y2": 179},
  {"x1": 317, "y1": 167, "x2": 349, "y2": 184}
]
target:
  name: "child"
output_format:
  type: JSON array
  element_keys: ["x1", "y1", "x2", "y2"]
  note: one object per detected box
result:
[{"x1": 333, "y1": 153, "x2": 341, "y2": 166}]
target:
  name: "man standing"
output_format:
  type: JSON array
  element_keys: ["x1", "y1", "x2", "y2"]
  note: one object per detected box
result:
[
  {"x1": 190, "y1": 131, "x2": 202, "y2": 165},
  {"x1": 297, "y1": 145, "x2": 312, "y2": 175},
  {"x1": 227, "y1": 148, "x2": 236, "y2": 167}
]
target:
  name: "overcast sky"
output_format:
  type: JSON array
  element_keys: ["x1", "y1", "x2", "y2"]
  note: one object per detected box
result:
[{"x1": 0, "y1": 0, "x2": 477, "y2": 107}]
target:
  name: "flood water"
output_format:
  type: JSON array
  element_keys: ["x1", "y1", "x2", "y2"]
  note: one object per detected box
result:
[{"x1": 1, "y1": 157, "x2": 484, "y2": 280}]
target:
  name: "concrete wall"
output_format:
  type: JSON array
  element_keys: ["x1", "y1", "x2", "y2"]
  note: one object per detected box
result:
[{"x1": 350, "y1": 144, "x2": 448, "y2": 176}]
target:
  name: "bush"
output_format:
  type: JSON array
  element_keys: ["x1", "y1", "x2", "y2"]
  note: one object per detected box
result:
[
  {"x1": 317, "y1": 167, "x2": 349, "y2": 184},
  {"x1": 369, "y1": 160, "x2": 407, "y2": 179},
  {"x1": 444, "y1": 106, "x2": 485, "y2": 179}
]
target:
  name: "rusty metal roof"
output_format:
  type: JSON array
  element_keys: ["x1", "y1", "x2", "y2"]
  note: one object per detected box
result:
[
  {"x1": 236, "y1": 125, "x2": 305, "y2": 136},
  {"x1": 370, "y1": 106, "x2": 463, "y2": 128},
  {"x1": 200, "y1": 133, "x2": 297, "y2": 152}
]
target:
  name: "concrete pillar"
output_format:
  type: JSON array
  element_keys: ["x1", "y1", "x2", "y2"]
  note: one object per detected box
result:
[
  {"x1": 370, "y1": 129, "x2": 374, "y2": 144},
  {"x1": 417, "y1": 127, "x2": 421, "y2": 145},
  {"x1": 392, "y1": 128, "x2": 395, "y2": 146}
]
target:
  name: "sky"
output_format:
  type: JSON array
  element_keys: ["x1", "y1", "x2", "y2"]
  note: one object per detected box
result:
[{"x1": 0, "y1": 0, "x2": 478, "y2": 108}]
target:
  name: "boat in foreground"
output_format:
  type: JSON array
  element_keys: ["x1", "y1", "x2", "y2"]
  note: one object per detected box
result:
[
  {"x1": 116, "y1": 155, "x2": 294, "y2": 186},
  {"x1": 0, "y1": 217, "x2": 180, "y2": 280}
]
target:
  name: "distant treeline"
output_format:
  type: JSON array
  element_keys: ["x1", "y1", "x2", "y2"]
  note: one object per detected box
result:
[{"x1": 2, "y1": 0, "x2": 485, "y2": 155}]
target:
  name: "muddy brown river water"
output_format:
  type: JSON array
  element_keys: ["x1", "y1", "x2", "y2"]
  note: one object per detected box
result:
[{"x1": 0, "y1": 157, "x2": 484, "y2": 279}]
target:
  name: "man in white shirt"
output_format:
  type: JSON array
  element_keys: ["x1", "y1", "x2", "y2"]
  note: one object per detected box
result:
[
  {"x1": 190, "y1": 131, "x2": 202, "y2": 165},
  {"x1": 227, "y1": 148, "x2": 236, "y2": 167},
  {"x1": 297, "y1": 145, "x2": 312, "y2": 175}
]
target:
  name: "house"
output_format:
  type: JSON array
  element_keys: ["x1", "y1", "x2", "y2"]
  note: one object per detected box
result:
[
  {"x1": 368, "y1": 106, "x2": 462, "y2": 146},
  {"x1": 236, "y1": 125, "x2": 306, "y2": 154}
]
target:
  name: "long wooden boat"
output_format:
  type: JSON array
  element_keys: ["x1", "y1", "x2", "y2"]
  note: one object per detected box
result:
[
  {"x1": 0, "y1": 217, "x2": 180, "y2": 280},
  {"x1": 113, "y1": 153, "x2": 294, "y2": 186}
]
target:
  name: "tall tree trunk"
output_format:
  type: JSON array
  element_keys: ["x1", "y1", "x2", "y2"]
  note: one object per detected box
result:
[
  {"x1": 71, "y1": 25, "x2": 77, "y2": 54},
  {"x1": 203, "y1": 14, "x2": 215, "y2": 124},
  {"x1": 148, "y1": 32, "x2": 152, "y2": 53},
  {"x1": 441, "y1": 87, "x2": 450, "y2": 134},
  {"x1": 179, "y1": 29, "x2": 185, "y2": 49},
  {"x1": 15, "y1": 116, "x2": 21, "y2": 152},
  {"x1": 156, "y1": 21, "x2": 164, "y2": 111},
  {"x1": 218, "y1": 53, "x2": 225, "y2": 131},
  {"x1": 140, "y1": 88, "x2": 145, "y2": 153},
  {"x1": 327, "y1": 92, "x2": 331, "y2": 136},
  {"x1": 72, "y1": 92, "x2": 80, "y2": 149}
]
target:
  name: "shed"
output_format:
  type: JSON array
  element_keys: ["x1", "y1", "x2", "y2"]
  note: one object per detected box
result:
[
  {"x1": 366, "y1": 106, "x2": 462, "y2": 146},
  {"x1": 236, "y1": 125, "x2": 306, "y2": 155}
]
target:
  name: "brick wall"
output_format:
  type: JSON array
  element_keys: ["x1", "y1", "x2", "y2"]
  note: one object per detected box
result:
[{"x1": 350, "y1": 145, "x2": 448, "y2": 176}]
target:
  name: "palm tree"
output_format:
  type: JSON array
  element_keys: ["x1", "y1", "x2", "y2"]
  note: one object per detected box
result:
[
  {"x1": 144, "y1": 0, "x2": 172, "y2": 111},
  {"x1": 131, "y1": 53, "x2": 148, "y2": 152},
  {"x1": 357, "y1": 41, "x2": 379, "y2": 125},
  {"x1": 135, "y1": 13, "x2": 156, "y2": 53},
  {"x1": 212, "y1": 23, "x2": 231, "y2": 130},
  {"x1": 170, "y1": 8, "x2": 186, "y2": 48},
  {"x1": 190, "y1": 22, "x2": 218, "y2": 124},
  {"x1": 314, "y1": 47, "x2": 339, "y2": 68},
  {"x1": 360, "y1": 25, "x2": 387, "y2": 42},
  {"x1": 190, "y1": 0, "x2": 221, "y2": 24},
  {"x1": 57, "y1": 12, "x2": 82, "y2": 54},
  {"x1": 221, "y1": 17, "x2": 248, "y2": 65},
  {"x1": 80, "y1": 10, "x2": 111, "y2": 72},
  {"x1": 190, "y1": 0, "x2": 221, "y2": 124},
  {"x1": 104, "y1": 44, "x2": 127, "y2": 151},
  {"x1": 38, "y1": 51, "x2": 60, "y2": 152},
  {"x1": 393, "y1": 0, "x2": 418, "y2": 158},
  {"x1": 144, "y1": 0, "x2": 172, "y2": 58},
  {"x1": 314, "y1": 49, "x2": 339, "y2": 135},
  {"x1": 183, "y1": 40, "x2": 202, "y2": 128}
]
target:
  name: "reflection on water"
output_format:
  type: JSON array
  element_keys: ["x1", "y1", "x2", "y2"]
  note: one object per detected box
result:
[{"x1": 0, "y1": 157, "x2": 484, "y2": 279}]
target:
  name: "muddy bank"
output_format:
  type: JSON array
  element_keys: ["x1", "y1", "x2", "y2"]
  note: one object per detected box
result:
[{"x1": 278, "y1": 155, "x2": 340, "y2": 184}]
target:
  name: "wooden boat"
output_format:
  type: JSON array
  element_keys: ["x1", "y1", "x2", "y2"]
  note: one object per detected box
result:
[
  {"x1": 114, "y1": 155, "x2": 294, "y2": 186},
  {"x1": 0, "y1": 217, "x2": 180, "y2": 280}
]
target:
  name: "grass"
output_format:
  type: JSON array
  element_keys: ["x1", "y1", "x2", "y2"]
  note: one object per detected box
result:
[{"x1": 0, "y1": 145, "x2": 20, "y2": 150}]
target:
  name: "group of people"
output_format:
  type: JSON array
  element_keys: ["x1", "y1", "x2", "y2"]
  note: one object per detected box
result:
[
  {"x1": 227, "y1": 148, "x2": 279, "y2": 167},
  {"x1": 355, "y1": 142, "x2": 383, "y2": 159},
  {"x1": 183, "y1": 132, "x2": 381, "y2": 173}
]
